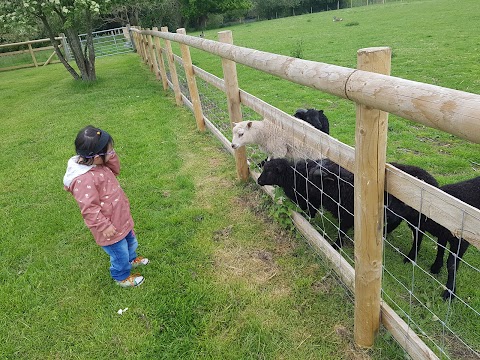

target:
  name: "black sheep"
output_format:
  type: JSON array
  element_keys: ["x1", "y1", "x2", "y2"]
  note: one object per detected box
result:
[
  {"x1": 307, "y1": 159, "x2": 355, "y2": 249},
  {"x1": 384, "y1": 162, "x2": 439, "y2": 262},
  {"x1": 419, "y1": 177, "x2": 478, "y2": 300},
  {"x1": 293, "y1": 108, "x2": 330, "y2": 135},
  {"x1": 309, "y1": 160, "x2": 439, "y2": 250},
  {"x1": 257, "y1": 158, "x2": 322, "y2": 218}
]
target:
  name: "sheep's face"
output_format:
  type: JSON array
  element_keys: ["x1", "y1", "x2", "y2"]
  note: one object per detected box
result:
[
  {"x1": 294, "y1": 108, "x2": 329, "y2": 135},
  {"x1": 231, "y1": 121, "x2": 253, "y2": 149},
  {"x1": 257, "y1": 159, "x2": 289, "y2": 186}
]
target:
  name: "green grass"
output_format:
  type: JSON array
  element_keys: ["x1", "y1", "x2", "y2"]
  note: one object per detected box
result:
[
  {"x1": 0, "y1": 48, "x2": 59, "y2": 69},
  {"x1": 1, "y1": 0, "x2": 480, "y2": 358},
  {"x1": 0, "y1": 55, "x2": 404, "y2": 359},
  {"x1": 177, "y1": 0, "x2": 480, "y2": 357}
]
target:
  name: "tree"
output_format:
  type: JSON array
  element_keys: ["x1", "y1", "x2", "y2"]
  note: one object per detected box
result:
[
  {"x1": 181, "y1": 0, "x2": 252, "y2": 29},
  {"x1": 108, "y1": 0, "x2": 184, "y2": 30},
  {"x1": 0, "y1": 0, "x2": 114, "y2": 81}
]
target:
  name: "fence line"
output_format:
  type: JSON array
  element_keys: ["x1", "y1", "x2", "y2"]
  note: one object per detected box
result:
[
  {"x1": 130, "y1": 26, "x2": 479, "y2": 359},
  {"x1": 0, "y1": 37, "x2": 63, "y2": 71},
  {"x1": 130, "y1": 27, "x2": 480, "y2": 253}
]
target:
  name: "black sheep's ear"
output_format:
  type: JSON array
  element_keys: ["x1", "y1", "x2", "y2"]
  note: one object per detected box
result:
[
  {"x1": 319, "y1": 110, "x2": 324, "y2": 114},
  {"x1": 309, "y1": 167, "x2": 322, "y2": 178},
  {"x1": 247, "y1": 121, "x2": 253, "y2": 129},
  {"x1": 310, "y1": 167, "x2": 334, "y2": 181}
]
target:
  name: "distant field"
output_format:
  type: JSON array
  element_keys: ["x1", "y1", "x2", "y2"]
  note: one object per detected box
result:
[{"x1": 185, "y1": 0, "x2": 480, "y2": 185}]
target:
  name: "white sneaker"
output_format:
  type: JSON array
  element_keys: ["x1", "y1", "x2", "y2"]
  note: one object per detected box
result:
[
  {"x1": 116, "y1": 274, "x2": 144, "y2": 287},
  {"x1": 131, "y1": 256, "x2": 149, "y2": 268}
]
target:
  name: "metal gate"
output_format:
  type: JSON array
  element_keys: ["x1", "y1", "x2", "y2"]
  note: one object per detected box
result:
[{"x1": 64, "y1": 27, "x2": 134, "y2": 60}]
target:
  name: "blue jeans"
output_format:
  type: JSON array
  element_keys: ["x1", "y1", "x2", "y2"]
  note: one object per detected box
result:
[{"x1": 101, "y1": 230, "x2": 138, "y2": 281}]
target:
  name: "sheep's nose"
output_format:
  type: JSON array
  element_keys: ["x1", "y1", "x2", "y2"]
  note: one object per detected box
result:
[{"x1": 231, "y1": 143, "x2": 237, "y2": 149}]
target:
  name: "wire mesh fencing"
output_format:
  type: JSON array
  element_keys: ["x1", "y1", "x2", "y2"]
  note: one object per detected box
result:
[{"x1": 138, "y1": 30, "x2": 480, "y2": 359}]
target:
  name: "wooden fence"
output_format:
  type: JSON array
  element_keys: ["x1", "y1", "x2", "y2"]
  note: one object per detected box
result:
[
  {"x1": 0, "y1": 36, "x2": 65, "y2": 72},
  {"x1": 129, "y1": 26, "x2": 480, "y2": 360}
]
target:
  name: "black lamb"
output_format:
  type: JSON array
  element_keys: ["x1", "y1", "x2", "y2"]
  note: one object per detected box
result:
[
  {"x1": 384, "y1": 162, "x2": 439, "y2": 262},
  {"x1": 307, "y1": 159, "x2": 355, "y2": 249},
  {"x1": 308, "y1": 160, "x2": 439, "y2": 250},
  {"x1": 293, "y1": 108, "x2": 330, "y2": 135},
  {"x1": 257, "y1": 158, "x2": 323, "y2": 218},
  {"x1": 416, "y1": 177, "x2": 478, "y2": 300}
]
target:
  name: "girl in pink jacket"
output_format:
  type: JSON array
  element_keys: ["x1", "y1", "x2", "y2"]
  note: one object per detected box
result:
[{"x1": 63, "y1": 125, "x2": 148, "y2": 287}]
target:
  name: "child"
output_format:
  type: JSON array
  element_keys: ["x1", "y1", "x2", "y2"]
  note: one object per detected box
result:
[{"x1": 63, "y1": 125, "x2": 148, "y2": 287}]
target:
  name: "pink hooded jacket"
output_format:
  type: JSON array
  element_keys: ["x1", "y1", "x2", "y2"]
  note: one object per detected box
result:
[{"x1": 63, "y1": 153, "x2": 134, "y2": 246}]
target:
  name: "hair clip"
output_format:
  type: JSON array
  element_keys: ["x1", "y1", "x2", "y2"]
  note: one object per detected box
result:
[{"x1": 97, "y1": 131, "x2": 101, "y2": 135}]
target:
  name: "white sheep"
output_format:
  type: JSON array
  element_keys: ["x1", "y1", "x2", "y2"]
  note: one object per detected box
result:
[
  {"x1": 231, "y1": 114, "x2": 329, "y2": 161},
  {"x1": 231, "y1": 120, "x2": 295, "y2": 159}
]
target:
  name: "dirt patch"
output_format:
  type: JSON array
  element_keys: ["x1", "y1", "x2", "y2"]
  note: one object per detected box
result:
[
  {"x1": 439, "y1": 332, "x2": 479, "y2": 360},
  {"x1": 333, "y1": 324, "x2": 372, "y2": 360},
  {"x1": 213, "y1": 247, "x2": 279, "y2": 285},
  {"x1": 213, "y1": 225, "x2": 233, "y2": 242},
  {"x1": 311, "y1": 272, "x2": 335, "y2": 294}
]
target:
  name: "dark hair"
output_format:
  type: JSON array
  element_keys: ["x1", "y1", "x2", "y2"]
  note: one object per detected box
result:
[{"x1": 75, "y1": 125, "x2": 114, "y2": 165}]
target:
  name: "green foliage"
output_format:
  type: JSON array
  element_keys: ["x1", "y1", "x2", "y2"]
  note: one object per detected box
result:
[
  {"x1": 267, "y1": 190, "x2": 296, "y2": 231},
  {"x1": 0, "y1": 0, "x2": 117, "y2": 80},
  {"x1": 289, "y1": 39, "x2": 304, "y2": 59},
  {"x1": 181, "y1": 0, "x2": 252, "y2": 28}
]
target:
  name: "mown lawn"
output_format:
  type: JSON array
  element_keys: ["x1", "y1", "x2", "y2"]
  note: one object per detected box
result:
[
  {"x1": 0, "y1": 54, "x2": 405, "y2": 359},
  {"x1": 1, "y1": 0, "x2": 479, "y2": 358}
]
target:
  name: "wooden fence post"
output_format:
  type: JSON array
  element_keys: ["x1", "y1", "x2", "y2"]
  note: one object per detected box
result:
[
  {"x1": 177, "y1": 28, "x2": 205, "y2": 132},
  {"x1": 153, "y1": 27, "x2": 169, "y2": 90},
  {"x1": 27, "y1": 43, "x2": 38, "y2": 67},
  {"x1": 139, "y1": 27, "x2": 148, "y2": 65},
  {"x1": 218, "y1": 30, "x2": 249, "y2": 181},
  {"x1": 161, "y1": 27, "x2": 183, "y2": 106},
  {"x1": 59, "y1": 33, "x2": 70, "y2": 61},
  {"x1": 135, "y1": 27, "x2": 143, "y2": 61},
  {"x1": 354, "y1": 46, "x2": 391, "y2": 348},
  {"x1": 126, "y1": 24, "x2": 136, "y2": 52},
  {"x1": 147, "y1": 32, "x2": 159, "y2": 77},
  {"x1": 144, "y1": 31, "x2": 150, "y2": 65}
]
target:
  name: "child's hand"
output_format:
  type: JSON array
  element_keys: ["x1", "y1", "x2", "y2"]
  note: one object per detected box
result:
[{"x1": 103, "y1": 225, "x2": 117, "y2": 239}]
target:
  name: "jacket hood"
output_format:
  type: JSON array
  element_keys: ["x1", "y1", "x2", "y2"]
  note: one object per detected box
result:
[{"x1": 63, "y1": 156, "x2": 95, "y2": 188}]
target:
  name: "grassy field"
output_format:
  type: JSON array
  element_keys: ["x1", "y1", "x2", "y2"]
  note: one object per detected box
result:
[
  {"x1": 186, "y1": 0, "x2": 480, "y2": 185},
  {"x1": 1, "y1": 0, "x2": 479, "y2": 358},
  {"x1": 180, "y1": 0, "x2": 480, "y2": 357},
  {"x1": 0, "y1": 55, "x2": 406, "y2": 359}
]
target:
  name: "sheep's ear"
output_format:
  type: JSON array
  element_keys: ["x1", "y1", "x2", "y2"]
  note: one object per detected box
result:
[{"x1": 247, "y1": 121, "x2": 253, "y2": 129}]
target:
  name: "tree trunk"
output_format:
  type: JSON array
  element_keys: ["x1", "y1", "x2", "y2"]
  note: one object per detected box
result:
[
  {"x1": 65, "y1": 27, "x2": 96, "y2": 81},
  {"x1": 39, "y1": 14, "x2": 80, "y2": 80},
  {"x1": 84, "y1": 9, "x2": 96, "y2": 81}
]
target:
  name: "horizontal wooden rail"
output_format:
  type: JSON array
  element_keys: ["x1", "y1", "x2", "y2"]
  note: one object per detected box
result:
[
  {"x1": 170, "y1": 36, "x2": 480, "y2": 250},
  {"x1": 0, "y1": 45, "x2": 55, "y2": 57},
  {"x1": 131, "y1": 28, "x2": 480, "y2": 144},
  {"x1": 0, "y1": 37, "x2": 62, "y2": 48}
]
